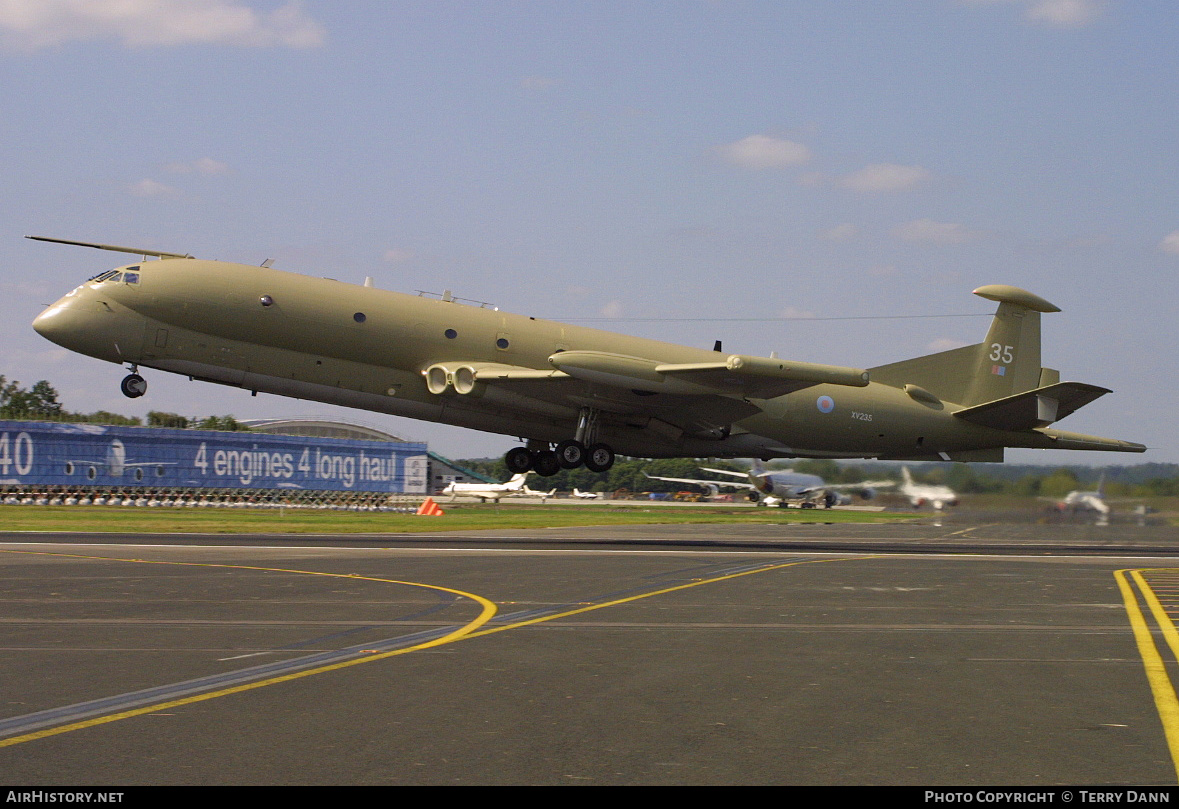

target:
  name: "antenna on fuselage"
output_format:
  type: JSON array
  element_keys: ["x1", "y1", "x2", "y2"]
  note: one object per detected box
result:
[{"x1": 25, "y1": 235, "x2": 193, "y2": 260}]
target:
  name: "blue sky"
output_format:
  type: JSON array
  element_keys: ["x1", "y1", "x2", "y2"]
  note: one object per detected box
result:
[{"x1": 1, "y1": 0, "x2": 1174, "y2": 464}]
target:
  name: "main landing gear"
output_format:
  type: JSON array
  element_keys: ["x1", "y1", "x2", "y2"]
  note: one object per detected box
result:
[
  {"x1": 504, "y1": 441, "x2": 616, "y2": 477},
  {"x1": 120, "y1": 366, "x2": 147, "y2": 399},
  {"x1": 504, "y1": 408, "x2": 616, "y2": 477}
]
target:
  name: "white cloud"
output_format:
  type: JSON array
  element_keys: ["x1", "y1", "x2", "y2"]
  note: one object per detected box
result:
[
  {"x1": 960, "y1": 0, "x2": 1103, "y2": 28},
  {"x1": 819, "y1": 223, "x2": 858, "y2": 242},
  {"x1": 716, "y1": 135, "x2": 812, "y2": 169},
  {"x1": 1024, "y1": 0, "x2": 1103, "y2": 28},
  {"x1": 520, "y1": 76, "x2": 561, "y2": 91},
  {"x1": 781, "y1": 306, "x2": 815, "y2": 319},
  {"x1": 382, "y1": 248, "x2": 414, "y2": 263},
  {"x1": 0, "y1": 0, "x2": 326, "y2": 51},
  {"x1": 839, "y1": 163, "x2": 933, "y2": 193},
  {"x1": 600, "y1": 300, "x2": 623, "y2": 318},
  {"x1": 128, "y1": 178, "x2": 177, "y2": 197},
  {"x1": 164, "y1": 157, "x2": 230, "y2": 175},
  {"x1": 926, "y1": 337, "x2": 969, "y2": 352},
  {"x1": 891, "y1": 219, "x2": 981, "y2": 245},
  {"x1": 1160, "y1": 231, "x2": 1179, "y2": 255}
]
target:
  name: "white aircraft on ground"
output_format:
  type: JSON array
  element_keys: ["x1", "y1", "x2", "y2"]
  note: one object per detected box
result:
[
  {"x1": 442, "y1": 473, "x2": 532, "y2": 502},
  {"x1": 898, "y1": 466, "x2": 960, "y2": 511},
  {"x1": 521, "y1": 482, "x2": 557, "y2": 500},
  {"x1": 572, "y1": 488, "x2": 603, "y2": 499},
  {"x1": 1052, "y1": 473, "x2": 1116, "y2": 515},
  {"x1": 644, "y1": 460, "x2": 892, "y2": 508}
]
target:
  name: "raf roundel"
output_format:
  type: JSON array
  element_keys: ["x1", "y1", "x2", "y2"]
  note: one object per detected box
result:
[{"x1": 816, "y1": 395, "x2": 835, "y2": 414}]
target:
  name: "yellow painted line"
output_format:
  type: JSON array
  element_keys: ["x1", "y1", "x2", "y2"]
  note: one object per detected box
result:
[
  {"x1": 1115, "y1": 568, "x2": 1179, "y2": 780},
  {"x1": 466, "y1": 555, "x2": 875, "y2": 638},
  {"x1": 0, "y1": 548, "x2": 874, "y2": 748},
  {"x1": 0, "y1": 548, "x2": 498, "y2": 748}
]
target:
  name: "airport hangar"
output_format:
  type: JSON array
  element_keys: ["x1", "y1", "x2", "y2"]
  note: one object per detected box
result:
[{"x1": 0, "y1": 417, "x2": 491, "y2": 507}]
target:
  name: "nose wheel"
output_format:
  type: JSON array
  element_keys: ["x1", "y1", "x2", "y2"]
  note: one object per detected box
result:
[{"x1": 120, "y1": 373, "x2": 147, "y2": 398}]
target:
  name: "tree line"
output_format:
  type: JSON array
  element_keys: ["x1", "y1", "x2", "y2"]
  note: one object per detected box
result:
[{"x1": 0, "y1": 375, "x2": 249, "y2": 431}]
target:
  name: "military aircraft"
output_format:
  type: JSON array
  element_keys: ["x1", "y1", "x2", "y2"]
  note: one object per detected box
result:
[
  {"x1": 645, "y1": 459, "x2": 891, "y2": 508},
  {"x1": 897, "y1": 466, "x2": 959, "y2": 511},
  {"x1": 29, "y1": 236, "x2": 1145, "y2": 476}
]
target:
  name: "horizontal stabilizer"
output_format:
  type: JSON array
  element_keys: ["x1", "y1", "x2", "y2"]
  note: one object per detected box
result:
[{"x1": 953, "y1": 382, "x2": 1110, "y2": 431}]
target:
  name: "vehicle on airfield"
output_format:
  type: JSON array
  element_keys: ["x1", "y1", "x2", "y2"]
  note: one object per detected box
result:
[
  {"x1": 644, "y1": 459, "x2": 892, "y2": 508},
  {"x1": 29, "y1": 236, "x2": 1145, "y2": 477}
]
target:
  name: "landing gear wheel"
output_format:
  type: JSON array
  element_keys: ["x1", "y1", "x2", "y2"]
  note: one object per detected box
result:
[
  {"x1": 555, "y1": 439, "x2": 586, "y2": 469},
  {"x1": 120, "y1": 373, "x2": 147, "y2": 398},
  {"x1": 532, "y1": 450, "x2": 562, "y2": 477},
  {"x1": 584, "y1": 443, "x2": 615, "y2": 473},
  {"x1": 505, "y1": 447, "x2": 533, "y2": 474}
]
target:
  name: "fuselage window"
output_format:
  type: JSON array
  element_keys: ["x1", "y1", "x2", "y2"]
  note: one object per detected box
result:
[{"x1": 445, "y1": 329, "x2": 458, "y2": 339}]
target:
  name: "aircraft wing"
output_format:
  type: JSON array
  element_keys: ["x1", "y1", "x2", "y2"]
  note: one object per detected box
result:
[
  {"x1": 551, "y1": 351, "x2": 870, "y2": 400},
  {"x1": 823, "y1": 479, "x2": 896, "y2": 491},
  {"x1": 642, "y1": 471, "x2": 754, "y2": 490},
  {"x1": 422, "y1": 359, "x2": 760, "y2": 440},
  {"x1": 699, "y1": 467, "x2": 753, "y2": 480},
  {"x1": 420, "y1": 352, "x2": 867, "y2": 447}
]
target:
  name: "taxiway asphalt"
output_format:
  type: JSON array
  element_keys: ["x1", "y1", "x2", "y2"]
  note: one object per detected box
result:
[{"x1": 1, "y1": 513, "x2": 1178, "y2": 785}]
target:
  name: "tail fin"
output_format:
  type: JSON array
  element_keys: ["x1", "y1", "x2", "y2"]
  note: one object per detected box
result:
[{"x1": 870, "y1": 285, "x2": 1060, "y2": 407}]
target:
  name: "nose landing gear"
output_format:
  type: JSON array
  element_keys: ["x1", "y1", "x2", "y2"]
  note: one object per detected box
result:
[{"x1": 120, "y1": 368, "x2": 147, "y2": 399}]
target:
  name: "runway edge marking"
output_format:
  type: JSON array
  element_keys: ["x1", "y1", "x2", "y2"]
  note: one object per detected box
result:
[{"x1": 1115, "y1": 568, "x2": 1179, "y2": 781}]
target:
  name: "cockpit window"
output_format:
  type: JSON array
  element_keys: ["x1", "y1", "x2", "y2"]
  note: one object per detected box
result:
[
  {"x1": 108, "y1": 273, "x2": 122, "y2": 284},
  {"x1": 88, "y1": 270, "x2": 118, "y2": 283},
  {"x1": 124, "y1": 272, "x2": 139, "y2": 284}
]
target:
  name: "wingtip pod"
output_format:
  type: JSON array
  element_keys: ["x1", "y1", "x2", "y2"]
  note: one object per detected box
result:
[
  {"x1": 1036, "y1": 428, "x2": 1148, "y2": 454},
  {"x1": 972, "y1": 285, "x2": 1061, "y2": 313}
]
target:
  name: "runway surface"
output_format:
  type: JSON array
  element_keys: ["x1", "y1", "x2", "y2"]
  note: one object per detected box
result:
[{"x1": 1, "y1": 511, "x2": 1178, "y2": 785}]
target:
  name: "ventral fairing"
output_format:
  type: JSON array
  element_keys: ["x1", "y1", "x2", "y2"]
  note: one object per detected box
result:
[{"x1": 29, "y1": 236, "x2": 1145, "y2": 475}]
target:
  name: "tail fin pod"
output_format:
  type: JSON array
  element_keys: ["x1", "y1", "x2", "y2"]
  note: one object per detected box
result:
[{"x1": 870, "y1": 285, "x2": 1060, "y2": 407}]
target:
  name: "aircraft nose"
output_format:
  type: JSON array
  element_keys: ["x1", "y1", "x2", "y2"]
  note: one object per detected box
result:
[
  {"x1": 32, "y1": 292, "x2": 144, "y2": 363},
  {"x1": 32, "y1": 298, "x2": 78, "y2": 346}
]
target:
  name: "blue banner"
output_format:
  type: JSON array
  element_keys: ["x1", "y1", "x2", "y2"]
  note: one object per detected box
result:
[{"x1": 0, "y1": 420, "x2": 428, "y2": 493}]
